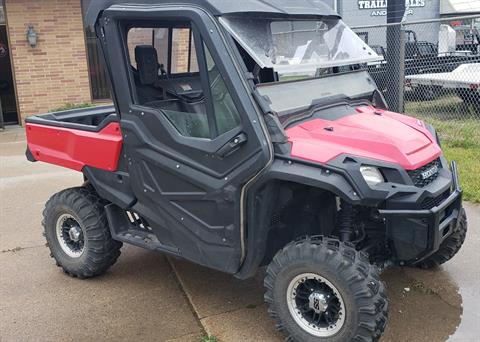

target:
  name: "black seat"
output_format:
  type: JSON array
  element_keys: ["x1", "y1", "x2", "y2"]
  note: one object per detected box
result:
[
  {"x1": 135, "y1": 45, "x2": 159, "y2": 85},
  {"x1": 134, "y1": 45, "x2": 164, "y2": 104}
]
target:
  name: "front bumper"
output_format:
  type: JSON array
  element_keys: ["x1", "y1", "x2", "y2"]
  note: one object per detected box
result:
[{"x1": 378, "y1": 161, "x2": 462, "y2": 264}]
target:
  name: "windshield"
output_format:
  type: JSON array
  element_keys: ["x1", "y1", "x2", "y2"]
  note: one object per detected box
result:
[
  {"x1": 220, "y1": 17, "x2": 382, "y2": 78},
  {"x1": 257, "y1": 71, "x2": 377, "y2": 121}
]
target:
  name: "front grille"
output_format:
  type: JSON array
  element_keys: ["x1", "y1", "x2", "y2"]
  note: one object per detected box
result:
[
  {"x1": 420, "y1": 190, "x2": 450, "y2": 210},
  {"x1": 408, "y1": 158, "x2": 441, "y2": 188}
]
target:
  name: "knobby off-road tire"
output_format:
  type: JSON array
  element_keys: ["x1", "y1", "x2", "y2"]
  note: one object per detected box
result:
[
  {"x1": 264, "y1": 236, "x2": 388, "y2": 342},
  {"x1": 43, "y1": 187, "x2": 122, "y2": 278},
  {"x1": 416, "y1": 208, "x2": 467, "y2": 269}
]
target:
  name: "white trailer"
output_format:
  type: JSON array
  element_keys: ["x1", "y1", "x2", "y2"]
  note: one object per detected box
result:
[{"x1": 406, "y1": 63, "x2": 480, "y2": 102}]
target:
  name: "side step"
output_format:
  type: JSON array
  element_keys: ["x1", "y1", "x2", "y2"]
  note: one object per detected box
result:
[{"x1": 105, "y1": 203, "x2": 180, "y2": 255}]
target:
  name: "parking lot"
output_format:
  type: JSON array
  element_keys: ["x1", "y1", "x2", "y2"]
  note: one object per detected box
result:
[{"x1": 1, "y1": 126, "x2": 479, "y2": 341}]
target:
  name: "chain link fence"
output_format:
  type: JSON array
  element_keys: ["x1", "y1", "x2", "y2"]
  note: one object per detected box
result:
[{"x1": 353, "y1": 15, "x2": 480, "y2": 202}]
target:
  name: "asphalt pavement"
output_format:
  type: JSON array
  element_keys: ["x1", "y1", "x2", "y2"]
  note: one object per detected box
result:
[{"x1": 1, "y1": 126, "x2": 479, "y2": 341}]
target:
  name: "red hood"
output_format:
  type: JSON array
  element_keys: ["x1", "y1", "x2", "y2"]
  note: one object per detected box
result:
[{"x1": 285, "y1": 106, "x2": 442, "y2": 170}]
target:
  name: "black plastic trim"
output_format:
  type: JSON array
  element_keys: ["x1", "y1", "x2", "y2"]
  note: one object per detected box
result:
[
  {"x1": 237, "y1": 154, "x2": 459, "y2": 278},
  {"x1": 379, "y1": 161, "x2": 462, "y2": 264},
  {"x1": 236, "y1": 158, "x2": 359, "y2": 279},
  {"x1": 326, "y1": 154, "x2": 454, "y2": 208},
  {"x1": 84, "y1": 166, "x2": 136, "y2": 209},
  {"x1": 24, "y1": 105, "x2": 118, "y2": 132}
]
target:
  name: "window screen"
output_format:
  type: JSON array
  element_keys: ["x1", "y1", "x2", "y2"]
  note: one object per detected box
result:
[{"x1": 126, "y1": 24, "x2": 241, "y2": 139}]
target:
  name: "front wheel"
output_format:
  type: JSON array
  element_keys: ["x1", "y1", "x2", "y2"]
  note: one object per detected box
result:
[{"x1": 264, "y1": 237, "x2": 388, "y2": 342}]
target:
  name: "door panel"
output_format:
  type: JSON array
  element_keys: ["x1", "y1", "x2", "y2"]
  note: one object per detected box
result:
[
  {"x1": 99, "y1": 6, "x2": 270, "y2": 273},
  {"x1": 121, "y1": 110, "x2": 265, "y2": 272}
]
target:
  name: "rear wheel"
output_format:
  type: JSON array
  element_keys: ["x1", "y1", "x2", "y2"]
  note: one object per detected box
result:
[
  {"x1": 43, "y1": 187, "x2": 122, "y2": 278},
  {"x1": 416, "y1": 208, "x2": 467, "y2": 269},
  {"x1": 456, "y1": 89, "x2": 479, "y2": 104},
  {"x1": 264, "y1": 237, "x2": 388, "y2": 342},
  {"x1": 456, "y1": 89, "x2": 480, "y2": 114}
]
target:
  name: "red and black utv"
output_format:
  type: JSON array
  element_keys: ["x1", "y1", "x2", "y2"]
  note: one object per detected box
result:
[{"x1": 25, "y1": 1, "x2": 467, "y2": 341}]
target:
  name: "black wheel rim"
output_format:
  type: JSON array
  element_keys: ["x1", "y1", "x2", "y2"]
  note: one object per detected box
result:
[
  {"x1": 55, "y1": 214, "x2": 85, "y2": 258},
  {"x1": 287, "y1": 273, "x2": 346, "y2": 337}
]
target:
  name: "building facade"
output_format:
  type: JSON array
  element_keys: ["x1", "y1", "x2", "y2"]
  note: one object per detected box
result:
[
  {"x1": 1, "y1": 0, "x2": 91, "y2": 125},
  {"x1": 0, "y1": 0, "x2": 197, "y2": 125},
  {"x1": 0, "y1": 0, "x2": 478, "y2": 126},
  {"x1": 340, "y1": 0, "x2": 440, "y2": 26}
]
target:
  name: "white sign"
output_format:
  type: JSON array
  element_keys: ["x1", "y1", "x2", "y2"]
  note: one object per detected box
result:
[{"x1": 358, "y1": 0, "x2": 426, "y2": 16}]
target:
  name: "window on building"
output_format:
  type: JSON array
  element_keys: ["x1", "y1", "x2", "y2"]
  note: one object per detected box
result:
[
  {"x1": 0, "y1": 0, "x2": 5, "y2": 25},
  {"x1": 126, "y1": 24, "x2": 240, "y2": 139}
]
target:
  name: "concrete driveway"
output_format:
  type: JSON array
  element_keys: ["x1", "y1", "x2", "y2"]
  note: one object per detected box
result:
[{"x1": 1, "y1": 126, "x2": 479, "y2": 341}]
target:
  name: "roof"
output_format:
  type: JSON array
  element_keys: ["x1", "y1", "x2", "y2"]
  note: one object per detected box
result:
[
  {"x1": 85, "y1": 0, "x2": 340, "y2": 29},
  {"x1": 440, "y1": 0, "x2": 480, "y2": 15}
]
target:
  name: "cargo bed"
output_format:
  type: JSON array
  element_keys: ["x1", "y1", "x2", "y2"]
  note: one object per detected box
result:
[
  {"x1": 25, "y1": 105, "x2": 123, "y2": 172},
  {"x1": 25, "y1": 105, "x2": 118, "y2": 131}
]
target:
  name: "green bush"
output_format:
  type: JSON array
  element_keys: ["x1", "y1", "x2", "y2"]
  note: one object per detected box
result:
[{"x1": 49, "y1": 103, "x2": 95, "y2": 112}]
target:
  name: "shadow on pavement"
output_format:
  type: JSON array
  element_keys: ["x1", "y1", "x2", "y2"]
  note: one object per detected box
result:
[
  {"x1": 171, "y1": 259, "x2": 462, "y2": 342},
  {"x1": 1, "y1": 128, "x2": 474, "y2": 342}
]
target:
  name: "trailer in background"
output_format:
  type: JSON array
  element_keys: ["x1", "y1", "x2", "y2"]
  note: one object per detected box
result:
[{"x1": 406, "y1": 63, "x2": 480, "y2": 106}]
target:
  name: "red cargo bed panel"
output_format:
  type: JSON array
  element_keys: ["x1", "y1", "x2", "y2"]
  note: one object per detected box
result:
[{"x1": 26, "y1": 122, "x2": 123, "y2": 172}]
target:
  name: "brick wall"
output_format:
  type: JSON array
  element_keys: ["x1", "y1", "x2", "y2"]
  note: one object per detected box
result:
[
  {"x1": 172, "y1": 28, "x2": 192, "y2": 73},
  {"x1": 5, "y1": 0, "x2": 90, "y2": 123}
]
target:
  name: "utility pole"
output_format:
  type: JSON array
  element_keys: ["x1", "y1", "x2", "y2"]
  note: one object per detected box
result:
[{"x1": 386, "y1": 0, "x2": 406, "y2": 113}]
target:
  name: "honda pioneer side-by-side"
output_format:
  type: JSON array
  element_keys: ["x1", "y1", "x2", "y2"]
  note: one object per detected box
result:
[{"x1": 25, "y1": 1, "x2": 467, "y2": 341}]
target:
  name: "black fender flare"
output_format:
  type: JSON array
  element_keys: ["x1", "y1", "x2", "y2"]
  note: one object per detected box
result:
[{"x1": 235, "y1": 158, "x2": 364, "y2": 279}]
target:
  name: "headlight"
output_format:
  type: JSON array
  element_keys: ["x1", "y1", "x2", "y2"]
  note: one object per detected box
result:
[{"x1": 360, "y1": 166, "x2": 385, "y2": 186}]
